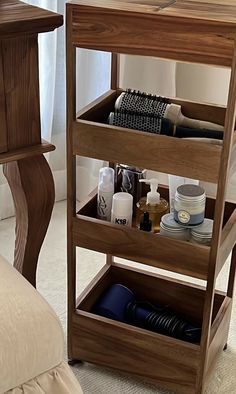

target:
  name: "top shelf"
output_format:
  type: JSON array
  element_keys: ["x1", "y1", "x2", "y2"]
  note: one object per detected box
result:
[{"x1": 67, "y1": 0, "x2": 236, "y2": 67}]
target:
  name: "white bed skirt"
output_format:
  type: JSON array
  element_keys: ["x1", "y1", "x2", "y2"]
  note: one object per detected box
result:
[{"x1": 5, "y1": 362, "x2": 83, "y2": 394}]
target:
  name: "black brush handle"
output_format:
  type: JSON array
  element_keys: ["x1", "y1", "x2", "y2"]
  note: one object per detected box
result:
[{"x1": 175, "y1": 126, "x2": 223, "y2": 140}]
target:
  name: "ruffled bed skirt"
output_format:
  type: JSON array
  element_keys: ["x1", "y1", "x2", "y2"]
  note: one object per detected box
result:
[{"x1": 5, "y1": 362, "x2": 83, "y2": 394}]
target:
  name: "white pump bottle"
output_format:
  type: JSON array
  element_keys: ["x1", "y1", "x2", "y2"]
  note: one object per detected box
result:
[{"x1": 97, "y1": 167, "x2": 114, "y2": 221}]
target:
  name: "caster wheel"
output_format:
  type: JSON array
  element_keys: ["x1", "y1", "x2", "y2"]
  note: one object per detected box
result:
[
  {"x1": 223, "y1": 344, "x2": 228, "y2": 351},
  {"x1": 68, "y1": 359, "x2": 83, "y2": 366}
]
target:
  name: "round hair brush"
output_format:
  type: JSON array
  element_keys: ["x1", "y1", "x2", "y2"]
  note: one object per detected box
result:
[
  {"x1": 115, "y1": 89, "x2": 224, "y2": 132},
  {"x1": 108, "y1": 111, "x2": 174, "y2": 135},
  {"x1": 108, "y1": 110, "x2": 223, "y2": 139}
]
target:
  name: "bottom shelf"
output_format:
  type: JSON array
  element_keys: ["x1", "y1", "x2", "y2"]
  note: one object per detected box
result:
[{"x1": 69, "y1": 264, "x2": 231, "y2": 394}]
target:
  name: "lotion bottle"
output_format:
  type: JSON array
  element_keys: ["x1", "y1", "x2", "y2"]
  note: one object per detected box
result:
[
  {"x1": 136, "y1": 179, "x2": 169, "y2": 232},
  {"x1": 111, "y1": 192, "x2": 133, "y2": 227},
  {"x1": 97, "y1": 167, "x2": 114, "y2": 221}
]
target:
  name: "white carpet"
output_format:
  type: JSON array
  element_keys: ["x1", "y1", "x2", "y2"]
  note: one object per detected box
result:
[{"x1": 1, "y1": 200, "x2": 236, "y2": 393}]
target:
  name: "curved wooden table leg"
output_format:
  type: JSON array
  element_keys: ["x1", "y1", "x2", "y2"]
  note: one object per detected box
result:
[{"x1": 3, "y1": 155, "x2": 55, "y2": 287}]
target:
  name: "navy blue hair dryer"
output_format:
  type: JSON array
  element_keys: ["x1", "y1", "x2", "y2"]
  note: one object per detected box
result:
[{"x1": 93, "y1": 284, "x2": 201, "y2": 344}]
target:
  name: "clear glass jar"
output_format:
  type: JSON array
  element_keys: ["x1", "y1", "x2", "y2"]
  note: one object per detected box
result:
[
  {"x1": 160, "y1": 213, "x2": 190, "y2": 241},
  {"x1": 174, "y1": 184, "x2": 206, "y2": 227},
  {"x1": 190, "y1": 219, "x2": 213, "y2": 246}
]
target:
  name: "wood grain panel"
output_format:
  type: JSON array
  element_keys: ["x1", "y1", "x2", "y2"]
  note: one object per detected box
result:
[
  {"x1": 206, "y1": 298, "x2": 232, "y2": 387},
  {"x1": 73, "y1": 120, "x2": 221, "y2": 183},
  {"x1": 76, "y1": 264, "x2": 112, "y2": 312},
  {"x1": 68, "y1": 0, "x2": 183, "y2": 15},
  {"x1": 210, "y1": 296, "x2": 231, "y2": 343},
  {"x1": 68, "y1": 1, "x2": 236, "y2": 66},
  {"x1": 162, "y1": 0, "x2": 236, "y2": 23},
  {"x1": 0, "y1": 140, "x2": 55, "y2": 164},
  {"x1": 66, "y1": 3, "x2": 77, "y2": 360},
  {"x1": 111, "y1": 54, "x2": 120, "y2": 90},
  {"x1": 3, "y1": 156, "x2": 55, "y2": 287},
  {"x1": 196, "y1": 41, "x2": 236, "y2": 394},
  {"x1": 2, "y1": 36, "x2": 41, "y2": 149},
  {"x1": 68, "y1": 0, "x2": 236, "y2": 24},
  {"x1": 77, "y1": 89, "x2": 117, "y2": 121},
  {"x1": 72, "y1": 310, "x2": 199, "y2": 394},
  {"x1": 0, "y1": 42, "x2": 7, "y2": 153},
  {"x1": 73, "y1": 214, "x2": 210, "y2": 280},
  {"x1": 73, "y1": 309, "x2": 199, "y2": 394},
  {"x1": 218, "y1": 208, "x2": 236, "y2": 274},
  {"x1": 171, "y1": 97, "x2": 226, "y2": 127},
  {"x1": 229, "y1": 139, "x2": 236, "y2": 178},
  {"x1": 0, "y1": 0, "x2": 63, "y2": 37},
  {"x1": 227, "y1": 245, "x2": 236, "y2": 298}
]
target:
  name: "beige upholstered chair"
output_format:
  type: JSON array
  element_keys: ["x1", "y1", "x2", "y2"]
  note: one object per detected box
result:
[{"x1": 0, "y1": 255, "x2": 83, "y2": 394}]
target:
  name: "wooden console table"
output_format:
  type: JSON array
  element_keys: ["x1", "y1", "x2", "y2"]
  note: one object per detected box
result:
[{"x1": 0, "y1": 1, "x2": 63, "y2": 286}]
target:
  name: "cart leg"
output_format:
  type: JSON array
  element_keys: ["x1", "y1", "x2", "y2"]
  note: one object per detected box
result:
[{"x1": 68, "y1": 358, "x2": 83, "y2": 366}]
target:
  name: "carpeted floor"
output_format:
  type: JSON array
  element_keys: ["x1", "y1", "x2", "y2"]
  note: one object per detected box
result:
[{"x1": 1, "y1": 200, "x2": 236, "y2": 393}]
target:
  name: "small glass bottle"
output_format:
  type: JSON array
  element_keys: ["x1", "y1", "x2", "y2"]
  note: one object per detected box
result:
[
  {"x1": 136, "y1": 179, "x2": 169, "y2": 233},
  {"x1": 139, "y1": 212, "x2": 152, "y2": 232}
]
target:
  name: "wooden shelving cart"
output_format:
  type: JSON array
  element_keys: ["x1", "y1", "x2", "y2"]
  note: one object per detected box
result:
[{"x1": 66, "y1": 1, "x2": 236, "y2": 393}]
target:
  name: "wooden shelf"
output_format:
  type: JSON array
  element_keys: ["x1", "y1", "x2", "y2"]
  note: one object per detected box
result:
[
  {"x1": 68, "y1": 0, "x2": 236, "y2": 67},
  {"x1": 74, "y1": 120, "x2": 222, "y2": 183},
  {"x1": 74, "y1": 187, "x2": 236, "y2": 280},
  {"x1": 73, "y1": 90, "x2": 223, "y2": 183},
  {"x1": 0, "y1": 139, "x2": 55, "y2": 164},
  {"x1": 74, "y1": 215, "x2": 210, "y2": 279},
  {"x1": 71, "y1": 263, "x2": 229, "y2": 394}
]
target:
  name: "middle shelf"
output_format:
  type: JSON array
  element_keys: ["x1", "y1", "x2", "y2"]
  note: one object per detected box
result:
[
  {"x1": 72, "y1": 89, "x2": 227, "y2": 183},
  {"x1": 74, "y1": 186, "x2": 236, "y2": 281}
]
